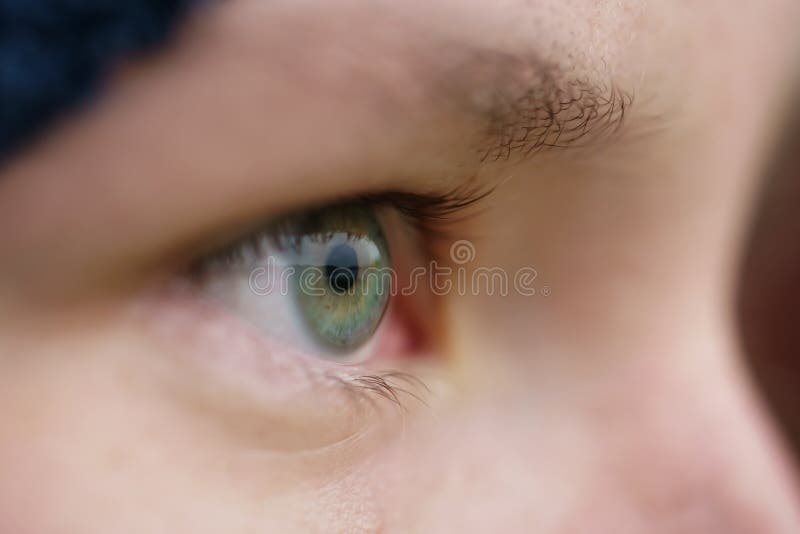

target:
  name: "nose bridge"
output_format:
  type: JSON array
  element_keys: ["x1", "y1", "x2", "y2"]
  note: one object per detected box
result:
[{"x1": 375, "y1": 342, "x2": 800, "y2": 533}]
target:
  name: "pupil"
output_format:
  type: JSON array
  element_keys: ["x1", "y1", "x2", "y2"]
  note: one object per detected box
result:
[{"x1": 325, "y1": 243, "x2": 359, "y2": 293}]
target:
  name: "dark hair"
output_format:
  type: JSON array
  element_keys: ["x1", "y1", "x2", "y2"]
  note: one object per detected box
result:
[{"x1": 0, "y1": 0, "x2": 198, "y2": 160}]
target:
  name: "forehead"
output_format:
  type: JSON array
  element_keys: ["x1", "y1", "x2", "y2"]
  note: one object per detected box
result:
[
  {"x1": 202, "y1": 0, "x2": 643, "y2": 76},
  {"x1": 165, "y1": 0, "x2": 642, "y2": 162}
]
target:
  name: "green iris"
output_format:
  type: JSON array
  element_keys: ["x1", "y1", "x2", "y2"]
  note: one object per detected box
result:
[{"x1": 277, "y1": 203, "x2": 391, "y2": 353}]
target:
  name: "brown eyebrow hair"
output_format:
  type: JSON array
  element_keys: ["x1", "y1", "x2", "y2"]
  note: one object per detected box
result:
[
  {"x1": 420, "y1": 45, "x2": 633, "y2": 162},
  {"x1": 477, "y1": 61, "x2": 632, "y2": 162}
]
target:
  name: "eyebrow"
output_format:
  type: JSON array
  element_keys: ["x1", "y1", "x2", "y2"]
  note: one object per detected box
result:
[
  {"x1": 417, "y1": 46, "x2": 632, "y2": 163},
  {"x1": 469, "y1": 54, "x2": 631, "y2": 162}
]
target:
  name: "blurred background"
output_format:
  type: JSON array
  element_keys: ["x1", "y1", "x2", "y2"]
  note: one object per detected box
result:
[{"x1": 739, "y1": 88, "x2": 800, "y2": 464}]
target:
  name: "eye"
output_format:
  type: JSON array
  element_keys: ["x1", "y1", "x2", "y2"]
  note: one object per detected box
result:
[
  {"x1": 189, "y1": 200, "x2": 404, "y2": 364},
  {"x1": 184, "y1": 187, "x2": 490, "y2": 366}
]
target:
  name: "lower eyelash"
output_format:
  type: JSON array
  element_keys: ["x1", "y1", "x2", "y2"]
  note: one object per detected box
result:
[{"x1": 332, "y1": 370, "x2": 432, "y2": 413}]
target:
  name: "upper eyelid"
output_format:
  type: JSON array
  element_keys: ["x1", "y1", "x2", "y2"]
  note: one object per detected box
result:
[{"x1": 190, "y1": 184, "x2": 496, "y2": 271}]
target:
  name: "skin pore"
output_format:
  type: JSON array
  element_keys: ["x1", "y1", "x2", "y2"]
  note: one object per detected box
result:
[{"x1": 0, "y1": 0, "x2": 799, "y2": 532}]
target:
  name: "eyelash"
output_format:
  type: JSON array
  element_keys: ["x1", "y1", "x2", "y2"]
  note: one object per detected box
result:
[
  {"x1": 361, "y1": 182, "x2": 494, "y2": 249},
  {"x1": 332, "y1": 369, "x2": 433, "y2": 412},
  {"x1": 191, "y1": 182, "x2": 493, "y2": 271}
]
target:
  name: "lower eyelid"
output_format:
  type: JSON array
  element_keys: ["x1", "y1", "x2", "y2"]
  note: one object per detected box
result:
[
  {"x1": 128, "y1": 292, "x2": 375, "y2": 450},
  {"x1": 133, "y1": 287, "x2": 325, "y2": 398}
]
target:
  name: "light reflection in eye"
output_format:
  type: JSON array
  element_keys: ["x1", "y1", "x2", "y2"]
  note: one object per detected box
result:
[{"x1": 287, "y1": 207, "x2": 391, "y2": 353}]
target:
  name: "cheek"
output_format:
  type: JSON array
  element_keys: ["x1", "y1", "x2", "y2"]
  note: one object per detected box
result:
[
  {"x1": 368, "y1": 348, "x2": 800, "y2": 533},
  {"x1": 0, "y1": 311, "x2": 400, "y2": 533},
  {"x1": 0, "y1": 342, "x2": 217, "y2": 534},
  {"x1": 0, "y1": 282, "x2": 424, "y2": 531}
]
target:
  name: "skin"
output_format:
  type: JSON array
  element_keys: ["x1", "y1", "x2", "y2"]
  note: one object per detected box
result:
[{"x1": 0, "y1": 0, "x2": 799, "y2": 532}]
